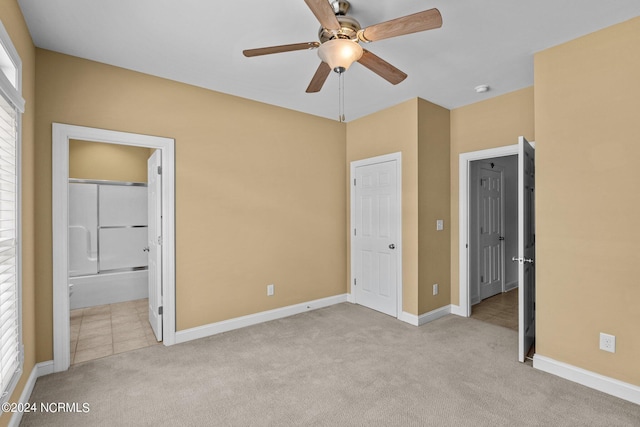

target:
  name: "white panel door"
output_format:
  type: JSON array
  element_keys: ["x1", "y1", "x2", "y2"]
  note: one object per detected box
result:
[
  {"x1": 147, "y1": 150, "x2": 162, "y2": 341},
  {"x1": 517, "y1": 137, "x2": 535, "y2": 362},
  {"x1": 478, "y1": 164, "x2": 504, "y2": 300},
  {"x1": 354, "y1": 160, "x2": 398, "y2": 317}
]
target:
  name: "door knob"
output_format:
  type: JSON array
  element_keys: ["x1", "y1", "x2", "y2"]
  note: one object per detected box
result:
[{"x1": 389, "y1": 244, "x2": 395, "y2": 250}]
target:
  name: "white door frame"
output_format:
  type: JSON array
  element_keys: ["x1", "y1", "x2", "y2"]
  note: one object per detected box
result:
[
  {"x1": 459, "y1": 144, "x2": 518, "y2": 317},
  {"x1": 349, "y1": 152, "x2": 403, "y2": 318},
  {"x1": 52, "y1": 123, "x2": 176, "y2": 372}
]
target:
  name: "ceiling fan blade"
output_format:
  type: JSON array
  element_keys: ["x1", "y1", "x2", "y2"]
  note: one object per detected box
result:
[
  {"x1": 243, "y1": 42, "x2": 320, "y2": 57},
  {"x1": 357, "y1": 50, "x2": 407, "y2": 85},
  {"x1": 304, "y1": 0, "x2": 341, "y2": 31},
  {"x1": 360, "y1": 8, "x2": 442, "y2": 42},
  {"x1": 306, "y1": 62, "x2": 332, "y2": 93}
]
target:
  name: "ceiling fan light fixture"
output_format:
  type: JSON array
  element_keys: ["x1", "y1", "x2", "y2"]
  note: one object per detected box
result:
[{"x1": 317, "y1": 38, "x2": 363, "y2": 73}]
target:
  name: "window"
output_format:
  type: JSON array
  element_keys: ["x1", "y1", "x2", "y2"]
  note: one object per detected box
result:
[{"x1": 0, "y1": 20, "x2": 23, "y2": 404}]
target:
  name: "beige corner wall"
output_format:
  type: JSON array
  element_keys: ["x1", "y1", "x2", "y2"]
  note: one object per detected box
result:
[
  {"x1": 535, "y1": 17, "x2": 640, "y2": 385},
  {"x1": 417, "y1": 99, "x2": 451, "y2": 314},
  {"x1": 346, "y1": 98, "x2": 451, "y2": 316},
  {"x1": 35, "y1": 49, "x2": 347, "y2": 361},
  {"x1": 346, "y1": 99, "x2": 419, "y2": 315},
  {"x1": 0, "y1": 1, "x2": 36, "y2": 426},
  {"x1": 69, "y1": 140, "x2": 151, "y2": 182},
  {"x1": 449, "y1": 88, "x2": 535, "y2": 306}
]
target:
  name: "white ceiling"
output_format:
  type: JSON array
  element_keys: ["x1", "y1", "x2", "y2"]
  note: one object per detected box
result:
[{"x1": 17, "y1": 0, "x2": 640, "y2": 122}]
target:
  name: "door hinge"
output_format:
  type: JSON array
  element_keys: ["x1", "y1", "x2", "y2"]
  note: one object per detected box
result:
[
  {"x1": 353, "y1": 179, "x2": 356, "y2": 186},
  {"x1": 157, "y1": 236, "x2": 162, "y2": 245},
  {"x1": 354, "y1": 228, "x2": 357, "y2": 236},
  {"x1": 157, "y1": 165, "x2": 162, "y2": 175},
  {"x1": 158, "y1": 306, "x2": 163, "y2": 315},
  {"x1": 354, "y1": 278, "x2": 357, "y2": 286}
]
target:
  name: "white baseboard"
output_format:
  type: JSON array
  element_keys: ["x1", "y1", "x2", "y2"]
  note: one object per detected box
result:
[
  {"x1": 347, "y1": 293, "x2": 355, "y2": 303},
  {"x1": 449, "y1": 304, "x2": 467, "y2": 317},
  {"x1": 418, "y1": 304, "x2": 452, "y2": 325},
  {"x1": 504, "y1": 280, "x2": 518, "y2": 292},
  {"x1": 36, "y1": 360, "x2": 54, "y2": 377},
  {"x1": 533, "y1": 354, "x2": 640, "y2": 405},
  {"x1": 400, "y1": 304, "x2": 452, "y2": 326},
  {"x1": 399, "y1": 311, "x2": 419, "y2": 325},
  {"x1": 8, "y1": 361, "x2": 54, "y2": 427},
  {"x1": 175, "y1": 294, "x2": 348, "y2": 344}
]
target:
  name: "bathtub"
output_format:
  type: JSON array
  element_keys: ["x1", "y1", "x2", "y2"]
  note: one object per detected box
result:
[{"x1": 69, "y1": 269, "x2": 148, "y2": 310}]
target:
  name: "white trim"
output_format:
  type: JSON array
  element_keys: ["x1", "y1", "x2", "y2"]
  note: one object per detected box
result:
[
  {"x1": 450, "y1": 304, "x2": 466, "y2": 316},
  {"x1": 458, "y1": 145, "x2": 518, "y2": 317},
  {"x1": 398, "y1": 311, "x2": 419, "y2": 326},
  {"x1": 7, "y1": 361, "x2": 54, "y2": 427},
  {"x1": 533, "y1": 354, "x2": 640, "y2": 405},
  {"x1": 346, "y1": 293, "x2": 355, "y2": 303},
  {"x1": 418, "y1": 304, "x2": 452, "y2": 325},
  {"x1": 0, "y1": 20, "x2": 24, "y2": 112},
  {"x1": 504, "y1": 280, "x2": 519, "y2": 292},
  {"x1": 52, "y1": 124, "x2": 176, "y2": 373},
  {"x1": 350, "y1": 152, "x2": 403, "y2": 318},
  {"x1": 35, "y1": 361, "x2": 54, "y2": 377},
  {"x1": 400, "y1": 305, "x2": 452, "y2": 326},
  {"x1": 175, "y1": 294, "x2": 348, "y2": 344}
]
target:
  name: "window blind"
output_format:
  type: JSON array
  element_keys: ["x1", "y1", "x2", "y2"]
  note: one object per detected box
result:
[{"x1": 0, "y1": 92, "x2": 19, "y2": 398}]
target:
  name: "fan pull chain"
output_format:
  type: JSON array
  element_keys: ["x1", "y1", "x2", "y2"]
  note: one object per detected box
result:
[{"x1": 338, "y1": 71, "x2": 345, "y2": 123}]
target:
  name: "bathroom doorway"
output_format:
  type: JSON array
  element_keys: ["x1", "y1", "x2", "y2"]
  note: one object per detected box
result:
[
  {"x1": 67, "y1": 140, "x2": 159, "y2": 364},
  {"x1": 52, "y1": 124, "x2": 176, "y2": 372}
]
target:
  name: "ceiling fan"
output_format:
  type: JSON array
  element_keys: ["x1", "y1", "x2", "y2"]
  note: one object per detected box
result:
[{"x1": 243, "y1": 0, "x2": 442, "y2": 93}]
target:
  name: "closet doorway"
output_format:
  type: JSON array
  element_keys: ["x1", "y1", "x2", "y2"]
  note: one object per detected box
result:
[{"x1": 52, "y1": 124, "x2": 176, "y2": 372}]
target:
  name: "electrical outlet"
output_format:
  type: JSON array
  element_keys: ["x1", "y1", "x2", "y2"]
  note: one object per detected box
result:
[
  {"x1": 267, "y1": 284, "x2": 274, "y2": 296},
  {"x1": 432, "y1": 284, "x2": 438, "y2": 295},
  {"x1": 599, "y1": 333, "x2": 616, "y2": 353}
]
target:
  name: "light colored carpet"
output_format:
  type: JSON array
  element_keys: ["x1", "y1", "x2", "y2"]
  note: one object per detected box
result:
[{"x1": 21, "y1": 303, "x2": 639, "y2": 426}]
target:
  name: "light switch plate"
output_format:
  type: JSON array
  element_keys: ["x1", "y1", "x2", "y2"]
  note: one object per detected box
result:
[{"x1": 436, "y1": 220, "x2": 444, "y2": 231}]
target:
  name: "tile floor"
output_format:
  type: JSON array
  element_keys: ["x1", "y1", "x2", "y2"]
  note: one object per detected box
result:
[
  {"x1": 470, "y1": 288, "x2": 518, "y2": 331},
  {"x1": 70, "y1": 298, "x2": 160, "y2": 365}
]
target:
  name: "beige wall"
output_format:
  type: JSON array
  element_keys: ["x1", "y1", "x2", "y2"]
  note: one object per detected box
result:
[
  {"x1": 449, "y1": 87, "x2": 535, "y2": 306},
  {"x1": 69, "y1": 139, "x2": 151, "y2": 182},
  {"x1": 417, "y1": 99, "x2": 451, "y2": 314},
  {"x1": 35, "y1": 49, "x2": 347, "y2": 359},
  {"x1": 534, "y1": 17, "x2": 640, "y2": 385},
  {"x1": 346, "y1": 99, "x2": 419, "y2": 314},
  {"x1": 4, "y1": 4, "x2": 637, "y2": 418},
  {"x1": 0, "y1": 1, "x2": 36, "y2": 426}
]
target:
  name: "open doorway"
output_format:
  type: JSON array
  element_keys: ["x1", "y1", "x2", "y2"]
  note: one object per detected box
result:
[
  {"x1": 459, "y1": 139, "x2": 536, "y2": 362},
  {"x1": 67, "y1": 140, "x2": 160, "y2": 364},
  {"x1": 468, "y1": 155, "x2": 518, "y2": 331},
  {"x1": 52, "y1": 124, "x2": 176, "y2": 372}
]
